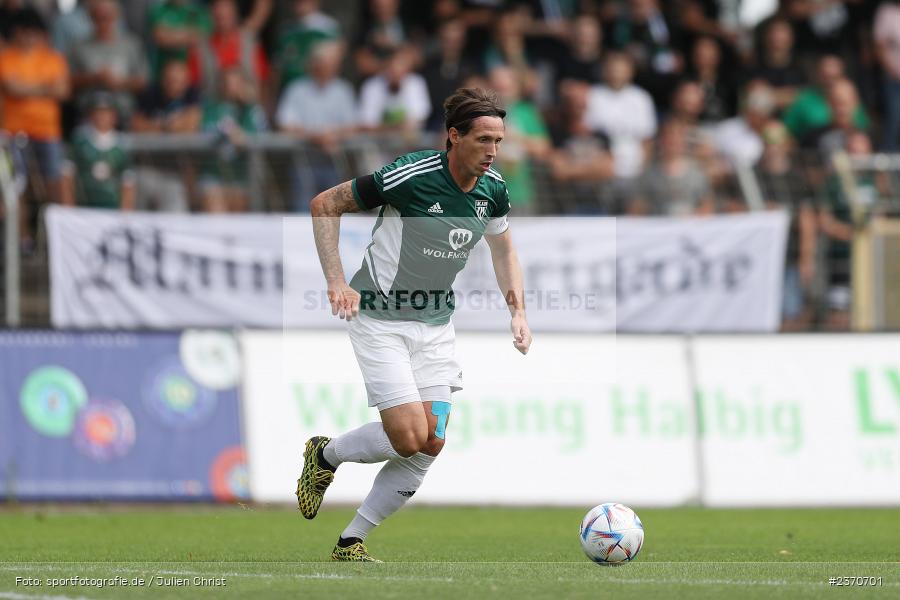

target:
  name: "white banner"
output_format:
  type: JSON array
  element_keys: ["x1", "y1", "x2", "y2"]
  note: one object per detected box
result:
[
  {"x1": 693, "y1": 335, "x2": 900, "y2": 506},
  {"x1": 240, "y1": 331, "x2": 698, "y2": 506},
  {"x1": 48, "y1": 206, "x2": 787, "y2": 332}
]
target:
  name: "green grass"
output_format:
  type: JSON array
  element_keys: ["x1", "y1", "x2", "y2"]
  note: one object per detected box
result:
[{"x1": 1, "y1": 506, "x2": 899, "y2": 599}]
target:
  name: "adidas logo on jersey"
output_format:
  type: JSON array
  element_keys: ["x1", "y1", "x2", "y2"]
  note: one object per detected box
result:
[{"x1": 427, "y1": 202, "x2": 443, "y2": 214}]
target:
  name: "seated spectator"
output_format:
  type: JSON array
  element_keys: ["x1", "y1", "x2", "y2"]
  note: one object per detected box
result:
[
  {"x1": 0, "y1": 7, "x2": 73, "y2": 226},
  {"x1": 687, "y1": 36, "x2": 737, "y2": 122},
  {"x1": 276, "y1": 40, "x2": 357, "y2": 212},
  {"x1": 783, "y1": 54, "x2": 869, "y2": 142},
  {"x1": 482, "y1": 8, "x2": 541, "y2": 101},
  {"x1": 70, "y1": 92, "x2": 135, "y2": 210},
  {"x1": 358, "y1": 48, "x2": 431, "y2": 134},
  {"x1": 354, "y1": 0, "x2": 411, "y2": 80},
  {"x1": 422, "y1": 17, "x2": 477, "y2": 131},
  {"x1": 874, "y1": 0, "x2": 900, "y2": 151},
  {"x1": 753, "y1": 120, "x2": 817, "y2": 330},
  {"x1": 802, "y1": 77, "x2": 870, "y2": 160},
  {"x1": 148, "y1": 0, "x2": 211, "y2": 81},
  {"x1": 712, "y1": 80, "x2": 775, "y2": 168},
  {"x1": 187, "y1": 0, "x2": 270, "y2": 101},
  {"x1": 488, "y1": 65, "x2": 550, "y2": 214},
  {"x1": 130, "y1": 59, "x2": 198, "y2": 212},
  {"x1": 200, "y1": 66, "x2": 267, "y2": 213},
  {"x1": 585, "y1": 52, "x2": 657, "y2": 182},
  {"x1": 275, "y1": 0, "x2": 341, "y2": 91},
  {"x1": 70, "y1": 0, "x2": 148, "y2": 123},
  {"x1": 746, "y1": 18, "x2": 805, "y2": 111},
  {"x1": 545, "y1": 80, "x2": 614, "y2": 214},
  {"x1": 818, "y1": 131, "x2": 877, "y2": 330},
  {"x1": 608, "y1": 0, "x2": 684, "y2": 109},
  {"x1": 554, "y1": 14, "x2": 604, "y2": 88},
  {"x1": 632, "y1": 120, "x2": 713, "y2": 216}
]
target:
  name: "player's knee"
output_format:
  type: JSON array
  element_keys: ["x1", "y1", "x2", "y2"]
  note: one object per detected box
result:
[
  {"x1": 422, "y1": 436, "x2": 445, "y2": 457},
  {"x1": 389, "y1": 427, "x2": 428, "y2": 458}
]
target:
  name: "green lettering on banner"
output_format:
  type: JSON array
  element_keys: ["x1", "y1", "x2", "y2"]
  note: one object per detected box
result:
[
  {"x1": 695, "y1": 388, "x2": 802, "y2": 454},
  {"x1": 855, "y1": 369, "x2": 896, "y2": 434},
  {"x1": 610, "y1": 387, "x2": 651, "y2": 435},
  {"x1": 555, "y1": 400, "x2": 584, "y2": 451},
  {"x1": 293, "y1": 383, "x2": 368, "y2": 429}
]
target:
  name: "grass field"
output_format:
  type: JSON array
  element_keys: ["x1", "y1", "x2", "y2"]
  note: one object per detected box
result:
[{"x1": 1, "y1": 505, "x2": 898, "y2": 599}]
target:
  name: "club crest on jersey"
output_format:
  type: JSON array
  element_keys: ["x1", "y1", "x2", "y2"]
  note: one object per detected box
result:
[
  {"x1": 449, "y1": 228, "x2": 473, "y2": 250},
  {"x1": 476, "y1": 200, "x2": 489, "y2": 218}
]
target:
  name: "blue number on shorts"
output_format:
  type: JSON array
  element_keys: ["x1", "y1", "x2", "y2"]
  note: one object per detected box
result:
[{"x1": 430, "y1": 401, "x2": 451, "y2": 440}]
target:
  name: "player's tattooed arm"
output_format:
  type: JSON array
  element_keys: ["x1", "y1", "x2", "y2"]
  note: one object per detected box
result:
[{"x1": 310, "y1": 181, "x2": 361, "y2": 320}]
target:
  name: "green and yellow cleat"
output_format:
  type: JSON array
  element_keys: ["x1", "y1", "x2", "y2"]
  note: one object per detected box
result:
[
  {"x1": 295, "y1": 436, "x2": 334, "y2": 519},
  {"x1": 331, "y1": 541, "x2": 382, "y2": 562}
]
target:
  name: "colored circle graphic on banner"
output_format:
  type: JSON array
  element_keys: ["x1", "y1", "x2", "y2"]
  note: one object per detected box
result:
[
  {"x1": 209, "y1": 446, "x2": 249, "y2": 502},
  {"x1": 73, "y1": 398, "x2": 136, "y2": 461},
  {"x1": 20, "y1": 366, "x2": 88, "y2": 437},
  {"x1": 144, "y1": 358, "x2": 217, "y2": 428},
  {"x1": 179, "y1": 330, "x2": 241, "y2": 390}
]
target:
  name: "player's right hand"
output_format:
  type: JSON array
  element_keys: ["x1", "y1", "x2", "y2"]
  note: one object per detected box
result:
[{"x1": 327, "y1": 281, "x2": 360, "y2": 321}]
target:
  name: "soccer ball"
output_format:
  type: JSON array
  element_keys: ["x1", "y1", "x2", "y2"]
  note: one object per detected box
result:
[{"x1": 579, "y1": 503, "x2": 644, "y2": 564}]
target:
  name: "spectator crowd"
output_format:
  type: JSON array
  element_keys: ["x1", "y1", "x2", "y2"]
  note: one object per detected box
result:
[{"x1": 1, "y1": 0, "x2": 899, "y2": 329}]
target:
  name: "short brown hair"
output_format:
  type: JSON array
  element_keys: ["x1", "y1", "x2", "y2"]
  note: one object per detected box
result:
[{"x1": 443, "y1": 88, "x2": 506, "y2": 151}]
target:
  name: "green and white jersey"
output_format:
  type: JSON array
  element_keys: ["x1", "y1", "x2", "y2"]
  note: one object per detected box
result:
[{"x1": 350, "y1": 149, "x2": 511, "y2": 324}]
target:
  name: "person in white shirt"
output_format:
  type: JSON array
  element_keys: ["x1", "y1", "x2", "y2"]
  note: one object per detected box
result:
[
  {"x1": 358, "y1": 47, "x2": 431, "y2": 133},
  {"x1": 584, "y1": 52, "x2": 657, "y2": 182}
]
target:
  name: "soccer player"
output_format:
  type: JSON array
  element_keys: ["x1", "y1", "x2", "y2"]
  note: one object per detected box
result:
[{"x1": 298, "y1": 88, "x2": 532, "y2": 561}]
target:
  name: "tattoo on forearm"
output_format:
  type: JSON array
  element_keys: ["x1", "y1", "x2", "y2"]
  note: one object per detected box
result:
[{"x1": 312, "y1": 182, "x2": 359, "y2": 283}]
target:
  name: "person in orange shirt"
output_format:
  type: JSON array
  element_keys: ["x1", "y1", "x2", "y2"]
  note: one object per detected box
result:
[{"x1": 0, "y1": 7, "x2": 73, "y2": 240}]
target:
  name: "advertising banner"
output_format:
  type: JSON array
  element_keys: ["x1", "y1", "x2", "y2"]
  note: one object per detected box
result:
[
  {"x1": 48, "y1": 207, "x2": 787, "y2": 332},
  {"x1": 692, "y1": 335, "x2": 900, "y2": 506},
  {"x1": 240, "y1": 331, "x2": 698, "y2": 506},
  {"x1": 0, "y1": 330, "x2": 246, "y2": 501}
]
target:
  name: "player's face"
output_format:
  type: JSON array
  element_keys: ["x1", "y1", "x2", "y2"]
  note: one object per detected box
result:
[{"x1": 455, "y1": 116, "x2": 504, "y2": 177}]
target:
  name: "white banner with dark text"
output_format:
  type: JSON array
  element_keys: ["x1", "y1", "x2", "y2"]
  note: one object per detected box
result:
[{"x1": 47, "y1": 207, "x2": 787, "y2": 331}]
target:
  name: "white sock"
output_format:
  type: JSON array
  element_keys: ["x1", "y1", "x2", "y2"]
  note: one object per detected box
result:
[
  {"x1": 355, "y1": 452, "x2": 436, "y2": 526},
  {"x1": 324, "y1": 422, "x2": 399, "y2": 468},
  {"x1": 340, "y1": 511, "x2": 378, "y2": 541}
]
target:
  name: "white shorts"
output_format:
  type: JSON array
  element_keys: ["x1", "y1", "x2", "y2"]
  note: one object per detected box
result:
[{"x1": 347, "y1": 313, "x2": 463, "y2": 410}]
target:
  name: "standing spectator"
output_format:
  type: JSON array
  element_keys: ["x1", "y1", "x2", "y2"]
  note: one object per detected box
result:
[
  {"x1": 187, "y1": 0, "x2": 270, "y2": 101},
  {"x1": 70, "y1": 92, "x2": 135, "y2": 210},
  {"x1": 276, "y1": 40, "x2": 357, "y2": 212},
  {"x1": 802, "y1": 77, "x2": 869, "y2": 159},
  {"x1": 482, "y1": 8, "x2": 541, "y2": 100},
  {"x1": 819, "y1": 131, "x2": 876, "y2": 330},
  {"x1": 358, "y1": 48, "x2": 431, "y2": 134},
  {"x1": 545, "y1": 80, "x2": 615, "y2": 214},
  {"x1": 712, "y1": 80, "x2": 775, "y2": 168},
  {"x1": 585, "y1": 52, "x2": 657, "y2": 183},
  {"x1": 688, "y1": 36, "x2": 738, "y2": 122},
  {"x1": 782, "y1": 54, "x2": 868, "y2": 141},
  {"x1": 200, "y1": 66, "x2": 267, "y2": 212},
  {"x1": 747, "y1": 18, "x2": 805, "y2": 111},
  {"x1": 274, "y1": 0, "x2": 341, "y2": 91},
  {"x1": 147, "y1": 0, "x2": 211, "y2": 81},
  {"x1": 488, "y1": 65, "x2": 550, "y2": 213},
  {"x1": 633, "y1": 119, "x2": 713, "y2": 216},
  {"x1": 0, "y1": 8, "x2": 72, "y2": 216},
  {"x1": 754, "y1": 120, "x2": 817, "y2": 329},
  {"x1": 874, "y1": 0, "x2": 900, "y2": 151},
  {"x1": 554, "y1": 14, "x2": 604, "y2": 88},
  {"x1": 70, "y1": 0, "x2": 148, "y2": 123},
  {"x1": 422, "y1": 18, "x2": 477, "y2": 131},
  {"x1": 608, "y1": 0, "x2": 684, "y2": 109},
  {"x1": 354, "y1": 0, "x2": 410, "y2": 80},
  {"x1": 130, "y1": 59, "x2": 198, "y2": 212}
]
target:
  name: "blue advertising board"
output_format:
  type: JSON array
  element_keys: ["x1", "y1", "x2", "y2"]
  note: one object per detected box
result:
[{"x1": 0, "y1": 330, "x2": 247, "y2": 501}]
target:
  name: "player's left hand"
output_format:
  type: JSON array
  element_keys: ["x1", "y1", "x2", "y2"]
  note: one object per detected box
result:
[{"x1": 510, "y1": 314, "x2": 532, "y2": 355}]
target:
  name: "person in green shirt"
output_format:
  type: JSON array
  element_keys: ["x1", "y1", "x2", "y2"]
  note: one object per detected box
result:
[
  {"x1": 274, "y1": 0, "x2": 341, "y2": 91},
  {"x1": 487, "y1": 65, "x2": 550, "y2": 214},
  {"x1": 783, "y1": 54, "x2": 869, "y2": 140},
  {"x1": 148, "y1": 0, "x2": 211, "y2": 81},
  {"x1": 71, "y1": 93, "x2": 135, "y2": 210},
  {"x1": 199, "y1": 66, "x2": 267, "y2": 212}
]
